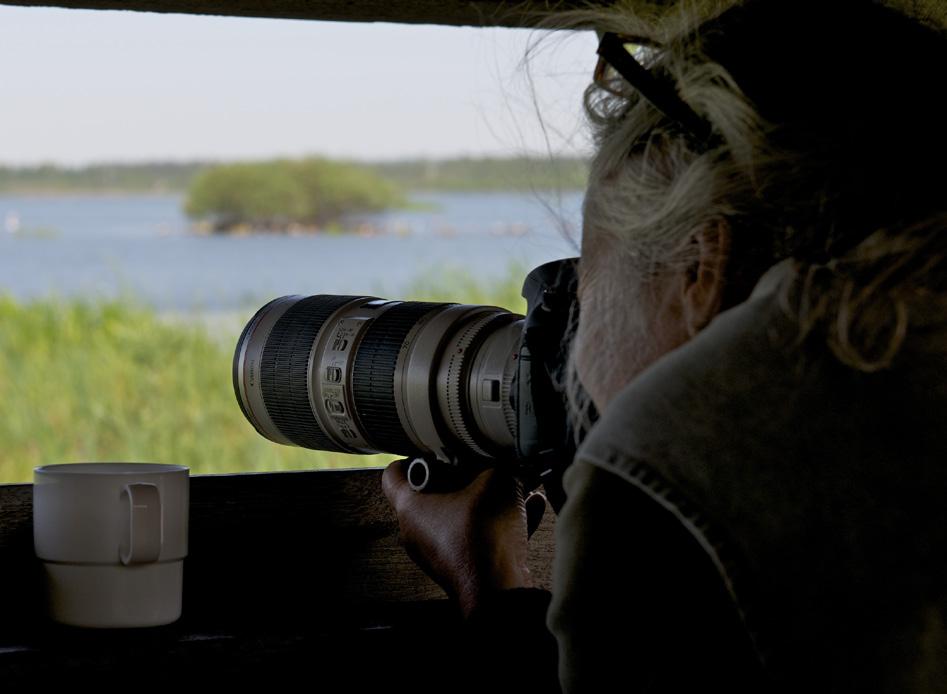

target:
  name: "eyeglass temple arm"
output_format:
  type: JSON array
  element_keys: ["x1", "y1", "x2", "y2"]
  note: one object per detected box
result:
[{"x1": 597, "y1": 33, "x2": 714, "y2": 144}]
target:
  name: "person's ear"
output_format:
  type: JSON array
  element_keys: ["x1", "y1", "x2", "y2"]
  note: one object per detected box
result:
[{"x1": 682, "y1": 219, "x2": 731, "y2": 337}]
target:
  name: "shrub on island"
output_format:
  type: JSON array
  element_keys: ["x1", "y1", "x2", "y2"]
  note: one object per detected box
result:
[{"x1": 184, "y1": 157, "x2": 404, "y2": 232}]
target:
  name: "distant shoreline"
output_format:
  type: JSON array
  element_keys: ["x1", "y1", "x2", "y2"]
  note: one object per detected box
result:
[
  {"x1": 0, "y1": 189, "x2": 184, "y2": 198},
  {"x1": 0, "y1": 156, "x2": 589, "y2": 197},
  {"x1": 0, "y1": 186, "x2": 586, "y2": 198}
]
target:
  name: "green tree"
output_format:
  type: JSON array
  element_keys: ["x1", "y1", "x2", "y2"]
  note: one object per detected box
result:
[{"x1": 184, "y1": 157, "x2": 404, "y2": 232}]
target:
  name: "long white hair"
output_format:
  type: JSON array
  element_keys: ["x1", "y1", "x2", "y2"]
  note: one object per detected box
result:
[{"x1": 526, "y1": 0, "x2": 947, "y2": 422}]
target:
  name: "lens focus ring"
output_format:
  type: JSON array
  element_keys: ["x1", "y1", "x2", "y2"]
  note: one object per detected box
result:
[
  {"x1": 352, "y1": 302, "x2": 445, "y2": 455},
  {"x1": 260, "y1": 295, "x2": 360, "y2": 451}
]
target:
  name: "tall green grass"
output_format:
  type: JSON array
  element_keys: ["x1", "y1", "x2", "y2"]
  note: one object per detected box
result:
[
  {"x1": 0, "y1": 267, "x2": 527, "y2": 484},
  {"x1": 402, "y1": 261, "x2": 527, "y2": 312}
]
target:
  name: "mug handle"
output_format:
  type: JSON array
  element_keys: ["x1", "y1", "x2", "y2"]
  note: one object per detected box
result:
[{"x1": 119, "y1": 483, "x2": 162, "y2": 565}]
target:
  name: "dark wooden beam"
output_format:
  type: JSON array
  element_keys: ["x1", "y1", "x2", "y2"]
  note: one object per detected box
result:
[
  {"x1": 0, "y1": 0, "x2": 600, "y2": 28},
  {"x1": 0, "y1": 468, "x2": 555, "y2": 640},
  {"x1": 0, "y1": 469, "x2": 556, "y2": 685}
]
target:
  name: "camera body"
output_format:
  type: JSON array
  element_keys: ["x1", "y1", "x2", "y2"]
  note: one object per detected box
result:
[{"x1": 233, "y1": 258, "x2": 584, "y2": 498}]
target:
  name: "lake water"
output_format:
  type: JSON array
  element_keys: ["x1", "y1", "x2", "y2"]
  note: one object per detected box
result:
[{"x1": 0, "y1": 191, "x2": 582, "y2": 316}]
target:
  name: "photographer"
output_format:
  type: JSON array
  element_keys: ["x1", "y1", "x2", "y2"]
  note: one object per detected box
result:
[{"x1": 382, "y1": 1, "x2": 947, "y2": 691}]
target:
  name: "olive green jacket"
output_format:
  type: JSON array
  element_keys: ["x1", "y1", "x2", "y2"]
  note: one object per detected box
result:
[{"x1": 547, "y1": 262, "x2": 947, "y2": 692}]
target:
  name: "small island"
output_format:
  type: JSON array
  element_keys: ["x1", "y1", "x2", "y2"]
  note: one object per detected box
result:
[{"x1": 183, "y1": 157, "x2": 405, "y2": 233}]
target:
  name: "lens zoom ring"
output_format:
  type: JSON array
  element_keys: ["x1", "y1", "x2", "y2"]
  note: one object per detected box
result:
[
  {"x1": 260, "y1": 295, "x2": 359, "y2": 450},
  {"x1": 352, "y1": 302, "x2": 445, "y2": 455}
]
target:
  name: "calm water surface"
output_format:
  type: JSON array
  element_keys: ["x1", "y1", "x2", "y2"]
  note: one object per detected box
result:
[{"x1": 0, "y1": 191, "x2": 582, "y2": 313}]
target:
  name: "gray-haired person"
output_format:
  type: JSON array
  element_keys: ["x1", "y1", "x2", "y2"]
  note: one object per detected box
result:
[{"x1": 383, "y1": 1, "x2": 947, "y2": 691}]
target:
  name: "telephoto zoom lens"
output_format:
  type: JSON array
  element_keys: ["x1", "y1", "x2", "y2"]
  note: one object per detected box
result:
[{"x1": 233, "y1": 295, "x2": 524, "y2": 464}]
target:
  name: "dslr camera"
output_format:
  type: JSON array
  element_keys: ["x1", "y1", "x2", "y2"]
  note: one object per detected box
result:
[{"x1": 232, "y1": 258, "x2": 587, "y2": 506}]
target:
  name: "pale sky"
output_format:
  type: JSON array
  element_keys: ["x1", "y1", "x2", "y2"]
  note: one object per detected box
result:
[{"x1": 0, "y1": 6, "x2": 598, "y2": 165}]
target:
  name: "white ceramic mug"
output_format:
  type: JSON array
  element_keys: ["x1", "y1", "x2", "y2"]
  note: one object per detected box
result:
[{"x1": 33, "y1": 462, "x2": 189, "y2": 628}]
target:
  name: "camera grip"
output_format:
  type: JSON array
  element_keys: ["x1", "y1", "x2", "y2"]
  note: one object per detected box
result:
[{"x1": 119, "y1": 483, "x2": 162, "y2": 565}]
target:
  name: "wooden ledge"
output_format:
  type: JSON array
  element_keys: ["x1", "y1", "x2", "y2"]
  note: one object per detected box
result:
[{"x1": 0, "y1": 468, "x2": 555, "y2": 680}]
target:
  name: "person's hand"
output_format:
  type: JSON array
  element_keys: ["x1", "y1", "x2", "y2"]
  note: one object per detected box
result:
[{"x1": 382, "y1": 459, "x2": 547, "y2": 619}]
